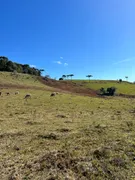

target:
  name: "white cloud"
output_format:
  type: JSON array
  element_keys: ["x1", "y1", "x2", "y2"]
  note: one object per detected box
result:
[
  {"x1": 113, "y1": 57, "x2": 135, "y2": 65},
  {"x1": 64, "y1": 63, "x2": 68, "y2": 66},
  {"x1": 57, "y1": 61, "x2": 62, "y2": 64},
  {"x1": 54, "y1": 61, "x2": 62, "y2": 65},
  {"x1": 60, "y1": 57, "x2": 63, "y2": 59},
  {"x1": 53, "y1": 60, "x2": 68, "y2": 66},
  {"x1": 30, "y1": 65, "x2": 36, "y2": 68}
]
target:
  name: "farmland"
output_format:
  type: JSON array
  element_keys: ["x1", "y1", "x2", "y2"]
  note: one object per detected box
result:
[{"x1": 0, "y1": 73, "x2": 135, "y2": 179}]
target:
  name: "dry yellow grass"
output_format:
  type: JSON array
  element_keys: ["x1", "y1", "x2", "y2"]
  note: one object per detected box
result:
[
  {"x1": 0, "y1": 72, "x2": 45, "y2": 88},
  {"x1": 0, "y1": 88, "x2": 135, "y2": 179}
]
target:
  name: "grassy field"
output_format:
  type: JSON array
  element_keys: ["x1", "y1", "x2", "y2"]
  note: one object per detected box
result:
[
  {"x1": 0, "y1": 88, "x2": 135, "y2": 179},
  {"x1": 1, "y1": 72, "x2": 135, "y2": 96},
  {"x1": 73, "y1": 80, "x2": 135, "y2": 95},
  {"x1": 0, "y1": 72, "x2": 45, "y2": 88}
]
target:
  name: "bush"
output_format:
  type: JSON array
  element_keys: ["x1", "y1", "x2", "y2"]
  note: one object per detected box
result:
[
  {"x1": 99, "y1": 87, "x2": 116, "y2": 96},
  {"x1": 107, "y1": 87, "x2": 116, "y2": 96},
  {"x1": 100, "y1": 87, "x2": 106, "y2": 95}
]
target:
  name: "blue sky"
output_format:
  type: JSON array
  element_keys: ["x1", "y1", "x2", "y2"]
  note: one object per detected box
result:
[{"x1": 0, "y1": 0, "x2": 135, "y2": 81}]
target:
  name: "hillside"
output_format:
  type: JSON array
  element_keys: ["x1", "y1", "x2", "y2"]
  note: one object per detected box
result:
[
  {"x1": 0, "y1": 72, "x2": 135, "y2": 97},
  {"x1": 0, "y1": 72, "x2": 51, "y2": 90},
  {"x1": 72, "y1": 80, "x2": 135, "y2": 95},
  {"x1": 0, "y1": 72, "x2": 135, "y2": 179},
  {"x1": 39, "y1": 78, "x2": 135, "y2": 96}
]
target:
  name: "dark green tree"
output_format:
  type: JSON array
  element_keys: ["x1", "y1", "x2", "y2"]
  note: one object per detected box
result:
[
  {"x1": 86, "y1": 75, "x2": 93, "y2": 82},
  {"x1": 39, "y1": 69, "x2": 45, "y2": 76},
  {"x1": 62, "y1": 75, "x2": 66, "y2": 80},
  {"x1": 70, "y1": 74, "x2": 74, "y2": 80},
  {"x1": 0, "y1": 56, "x2": 44, "y2": 76},
  {"x1": 0, "y1": 56, "x2": 8, "y2": 71},
  {"x1": 68, "y1": 74, "x2": 74, "y2": 80},
  {"x1": 125, "y1": 76, "x2": 128, "y2": 81},
  {"x1": 6, "y1": 61, "x2": 17, "y2": 72},
  {"x1": 66, "y1": 75, "x2": 70, "y2": 79},
  {"x1": 16, "y1": 64, "x2": 23, "y2": 73}
]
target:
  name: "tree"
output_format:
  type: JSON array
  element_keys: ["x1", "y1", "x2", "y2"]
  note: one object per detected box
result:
[
  {"x1": 0, "y1": 56, "x2": 44, "y2": 76},
  {"x1": 0, "y1": 56, "x2": 8, "y2": 71},
  {"x1": 119, "y1": 79, "x2": 122, "y2": 83},
  {"x1": 62, "y1": 75, "x2": 66, "y2": 80},
  {"x1": 0, "y1": 56, "x2": 8, "y2": 61},
  {"x1": 22, "y1": 64, "x2": 30, "y2": 74},
  {"x1": 39, "y1": 69, "x2": 45, "y2": 76},
  {"x1": 125, "y1": 76, "x2": 128, "y2": 81},
  {"x1": 69, "y1": 74, "x2": 74, "y2": 80},
  {"x1": 16, "y1": 63, "x2": 23, "y2": 73},
  {"x1": 86, "y1": 75, "x2": 93, "y2": 82},
  {"x1": 6, "y1": 61, "x2": 17, "y2": 72},
  {"x1": 66, "y1": 75, "x2": 70, "y2": 79}
]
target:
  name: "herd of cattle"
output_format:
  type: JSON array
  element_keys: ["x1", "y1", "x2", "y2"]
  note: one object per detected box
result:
[{"x1": 0, "y1": 91, "x2": 59, "y2": 100}]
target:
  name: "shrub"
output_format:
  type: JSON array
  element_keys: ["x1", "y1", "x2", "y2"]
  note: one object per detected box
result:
[
  {"x1": 99, "y1": 87, "x2": 116, "y2": 96},
  {"x1": 100, "y1": 87, "x2": 106, "y2": 95},
  {"x1": 106, "y1": 87, "x2": 116, "y2": 96}
]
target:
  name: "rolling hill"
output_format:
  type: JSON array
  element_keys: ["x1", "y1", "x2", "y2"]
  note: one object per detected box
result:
[
  {"x1": 0, "y1": 72, "x2": 134, "y2": 96},
  {"x1": 0, "y1": 72, "x2": 135, "y2": 179},
  {"x1": 73, "y1": 80, "x2": 135, "y2": 95}
]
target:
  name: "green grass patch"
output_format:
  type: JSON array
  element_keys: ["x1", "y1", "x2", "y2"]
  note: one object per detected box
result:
[{"x1": 73, "y1": 80, "x2": 135, "y2": 95}]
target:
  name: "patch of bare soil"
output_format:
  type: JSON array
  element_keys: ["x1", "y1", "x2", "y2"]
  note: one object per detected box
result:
[
  {"x1": 38, "y1": 77, "x2": 98, "y2": 97},
  {"x1": 22, "y1": 150, "x2": 95, "y2": 179}
]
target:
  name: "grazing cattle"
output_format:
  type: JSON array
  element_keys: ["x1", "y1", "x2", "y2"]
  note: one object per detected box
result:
[
  {"x1": 0, "y1": 92, "x2": 2, "y2": 96},
  {"x1": 24, "y1": 94, "x2": 31, "y2": 100},
  {"x1": 15, "y1": 91, "x2": 19, "y2": 95},
  {"x1": 6, "y1": 92, "x2": 10, "y2": 96},
  {"x1": 50, "y1": 92, "x2": 56, "y2": 97}
]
